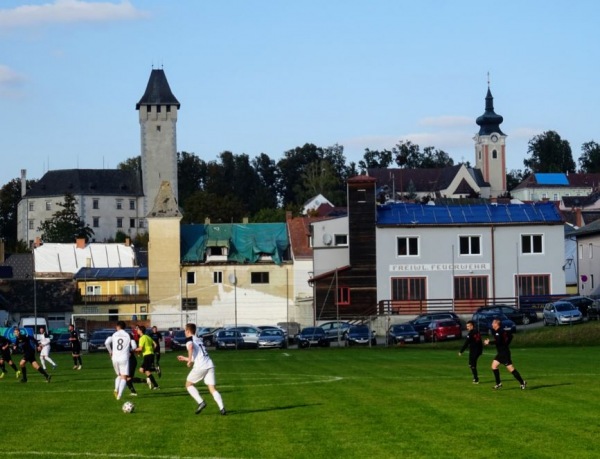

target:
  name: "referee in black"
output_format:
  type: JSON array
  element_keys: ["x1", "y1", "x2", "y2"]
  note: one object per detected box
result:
[
  {"x1": 458, "y1": 320, "x2": 483, "y2": 384},
  {"x1": 484, "y1": 318, "x2": 527, "y2": 390}
]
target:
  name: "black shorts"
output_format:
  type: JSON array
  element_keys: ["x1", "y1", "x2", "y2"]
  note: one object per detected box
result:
[
  {"x1": 1, "y1": 348, "x2": 11, "y2": 361},
  {"x1": 140, "y1": 354, "x2": 155, "y2": 372},
  {"x1": 71, "y1": 342, "x2": 81, "y2": 354},
  {"x1": 494, "y1": 352, "x2": 512, "y2": 366},
  {"x1": 468, "y1": 352, "x2": 481, "y2": 367},
  {"x1": 21, "y1": 351, "x2": 36, "y2": 364}
]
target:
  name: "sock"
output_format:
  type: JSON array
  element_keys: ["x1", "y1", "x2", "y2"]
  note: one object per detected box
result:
[
  {"x1": 127, "y1": 380, "x2": 136, "y2": 393},
  {"x1": 212, "y1": 390, "x2": 224, "y2": 410},
  {"x1": 186, "y1": 386, "x2": 203, "y2": 404},
  {"x1": 21, "y1": 367, "x2": 27, "y2": 379},
  {"x1": 118, "y1": 378, "x2": 127, "y2": 398},
  {"x1": 78, "y1": 356, "x2": 83, "y2": 365},
  {"x1": 471, "y1": 366, "x2": 478, "y2": 380},
  {"x1": 512, "y1": 369, "x2": 524, "y2": 385},
  {"x1": 493, "y1": 368, "x2": 500, "y2": 384},
  {"x1": 73, "y1": 357, "x2": 78, "y2": 366},
  {"x1": 38, "y1": 367, "x2": 49, "y2": 378},
  {"x1": 11, "y1": 363, "x2": 18, "y2": 372},
  {"x1": 115, "y1": 376, "x2": 121, "y2": 392},
  {"x1": 149, "y1": 374, "x2": 158, "y2": 387},
  {"x1": 1, "y1": 362, "x2": 6, "y2": 372},
  {"x1": 40, "y1": 358, "x2": 47, "y2": 370},
  {"x1": 45, "y1": 357, "x2": 57, "y2": 367}
]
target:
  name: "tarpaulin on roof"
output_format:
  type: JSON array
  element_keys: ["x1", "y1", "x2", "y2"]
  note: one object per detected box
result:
[{"x1": 180, "y1": 223, "x2": 289, "y2": 265}]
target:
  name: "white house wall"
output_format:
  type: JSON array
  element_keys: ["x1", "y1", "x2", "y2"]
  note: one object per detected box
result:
[
  {"x1": 311, "y1": 216, "x2": 349, "y2": 275},
  {"x1": 376, "y1": 224, "x2": 565, "y2": 301}
]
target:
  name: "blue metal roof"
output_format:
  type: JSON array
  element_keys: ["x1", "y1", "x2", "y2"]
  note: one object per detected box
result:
[
  {"x1": 73, "y1": 267, "x2": 148, "y2": 280},
  {"x1": 534, "y1": 173, "x2": 569, "y2": 186},
  {"x1": 377, "y1": 201, "x2": 563, "y2": 225}
]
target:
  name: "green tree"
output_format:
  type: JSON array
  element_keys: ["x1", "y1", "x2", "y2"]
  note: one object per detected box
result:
[
  {"x1": 117, "y1": 156, "x2": 141, "y2": 173},
  {"x1": 523, "y1": 131, "x2": 575, "y2": 173},
  {"x1": 506, "y1": 169, "x2": 528, "y2": 191},
  {"x1": 358, "y1": 149, "x2": 394, "y2": 173},
  {"x1": 182, "y1": 190, "x2": 245, "y2": 224},
  {"x1": 578, "y1": 141, "x2": 600, "y2": 173},
  {"x1": 37, "y1": 193, "x2": 94, "y2": 243},
  {"x1": 177, "y1": 151, "x2": 207, "y2": 209},
  {"x1": 0, "y1": 177, "x2": 35, "y2": 251},
  {"x1": 393, "y1": 140, "x2": 454, "y2": 169}
]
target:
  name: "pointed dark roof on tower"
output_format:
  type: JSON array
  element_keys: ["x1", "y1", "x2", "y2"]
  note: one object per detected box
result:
[
  {"x1": 476, "y1": 87, "x2": 504, "y2": 135},
  {"x1": 136, "y1": 69, "x2": 180, "y2": 110}
]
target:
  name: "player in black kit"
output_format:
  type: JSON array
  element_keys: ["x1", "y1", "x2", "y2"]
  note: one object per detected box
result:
[
  {"x1": 484, "y1": 319, "x2": 527, "y2": 390},
  {"x1": 458, "y1": 320, "x2": 483, "y2": 384},
  {"x1": 0, "y1": 335, "x2": 21, "y2": 379},
  {"x1": 13, "y1": 328, "x2": 51, "y2": 383},
  {"x1": 68, "y1": 324, "x2": 83, "y2": 370}
]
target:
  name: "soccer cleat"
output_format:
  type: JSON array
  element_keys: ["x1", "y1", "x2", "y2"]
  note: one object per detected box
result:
[
  {"x1": 130, "y1": 392, "x2": 138, "y2": 396},
  {"x1": 77, "y1": 365, "x2": 82, "y2": 370},
  {"x1": 53, "y1": 364, "x2": 58, "y2": 370},
  {"x1": 472, "y1": 379, "x2": 479, "y2": 384},
  {"x1": 493, "y1": 383, "x2": 503, "y2": 390},
  {"x1": 152, "y1": 386, "x2": 160, "y2": 390},
  {"x1": 46, "y1": 375, "x2": 52, "y2": 383},
  {"x1": 73, "y1": 365, "x2": 78, "y2": 370},
  {"x1": 157, "y1": 367, "x2": 162, "y2": 378},
  {"x1": 220, "y1": 408, "x2": 227, "y2": 416},
  {"x1": 20, "y1": 378, "x2": 27, "y2": 383},
  {"x1": 16, "y1": 370, "x2": 22, "y2": 379},
  {"x1": 147, "y1": 379, "x2": 152, "y2": 389},
  {"x1": 195, "y1": 401, "x2": 207, "y2": 415},
  {"x1": 520, "y1": 381, "x2": 527, "y2": 390},
  {"x1": 0, "y1": 372, "x2": 4, "y2": 379},
  {"x1": 114, "y1": 390, "x2": 118, "y2": 399}
]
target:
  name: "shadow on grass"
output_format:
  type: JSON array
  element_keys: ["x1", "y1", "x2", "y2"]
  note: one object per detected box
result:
[{"x1": 223, "y1": 403, "x2": 321, "y2": 415}]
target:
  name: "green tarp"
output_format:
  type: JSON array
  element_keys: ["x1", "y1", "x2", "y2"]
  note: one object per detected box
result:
[{"x1": 181, "y1": 223, "x2": 289, "y2": 265}]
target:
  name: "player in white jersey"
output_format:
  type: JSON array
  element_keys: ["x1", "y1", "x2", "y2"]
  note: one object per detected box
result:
[
  {"x1": 177, "y1": 323, "x2": 226, "y2": 415},
  {"x1": 105, "y1": 321, "x2": 132, "y2": 400},
  {"x1": 37, "y1": 326, "x2": 57, "y2": 370}
]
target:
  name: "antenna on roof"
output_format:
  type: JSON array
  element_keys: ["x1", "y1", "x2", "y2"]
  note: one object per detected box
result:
[{"x1": 487, "y1": 71, "x2": 490, "y2": 88}]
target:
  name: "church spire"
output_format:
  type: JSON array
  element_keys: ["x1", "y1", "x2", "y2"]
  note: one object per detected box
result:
[{"x1": 475, "y1": 85, "x2": 504, "y2": 136}]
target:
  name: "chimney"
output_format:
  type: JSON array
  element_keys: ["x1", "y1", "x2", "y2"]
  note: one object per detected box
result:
[
  {"x1": 125, "y1": 237, "x2": 131, "y2": 247},
  {"x1": 20, "y1": 169, "x2": 26, "y2": 197},
  {"x1": 285, "y1": 211, "x2": 292, "y2": 221},
  {"x1": 34, "y1": 237, "x2": 42, "y2": 248},
  {"x1": 75, "y1": 237, "x2": 86, "y2": 249},
  {"x1": 204, "y1": 217, "x2": 210, "y2": 224}
]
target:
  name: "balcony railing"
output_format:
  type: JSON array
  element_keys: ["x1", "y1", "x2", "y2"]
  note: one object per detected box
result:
[{"x1": 74, "y1": 293, "x2": 150, "y2": 305}]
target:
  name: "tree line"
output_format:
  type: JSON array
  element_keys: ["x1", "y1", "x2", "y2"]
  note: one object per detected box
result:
[{"x1": 1, "y1": 131, "x2": 599, "y2": 251}]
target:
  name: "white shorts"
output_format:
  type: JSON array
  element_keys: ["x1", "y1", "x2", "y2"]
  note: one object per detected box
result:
[
  {"x1": 40, "y1": 348, "x2": 50, "y2": 357},
  {"x1": 112, "y1": 359, "x2": 129, "y2": 377},
  {"x1": 186, "y1": 366, "x2": 216, "y2": 386}
]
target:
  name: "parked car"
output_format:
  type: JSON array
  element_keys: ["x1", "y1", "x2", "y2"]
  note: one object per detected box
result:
[
  {"x1": 409, "y1": 312, "x2": 462, "y2": 334},
  {"x1": 423, "y1": 319, "x2": 462, "y2": 342},
  {"x1": 296, "y1": 326, "x2": 330, "y2": 348},
  {"x1": 318, "y1": 321, "x2": 352, "y2": 341},
  {"x1": 471, "y1": 311, "x2": 516, "y2": 334},
  {"x1": 277, "y1": 321, "x2": 302, "y2": 343},
  {"x1": 589, "y1": 301, "x2": 600, "y2": 320},
  {"x1": 52, "y1": 333, "x2": 72, "y2": 351},
  {"x1": 171, "y1": 330, "x2": 188, "y2": 350},
  {"x1": 476, "y1": 304, "x2": 538, "y2": 325},
  {"x1": 345, "y1": 325, "x2": 377, "y2": 346},
  {"x1": 543, "y1": 301, "x2": 583, "y2": 326},
  {"x1": 215, "y1": 329, "x2": 245, "y2": 350},
  {"x1": 257, "y1": 328, "x2": 287, "y2": 349},
  {"x1": 559, "y1": 296, "x2": 598, "y2": 318},
  {"x1": 198, "y1": 327, "x2": 222, "y2": 347},
  {"x1": 386, "y1": 323, "x2": 420, "y2": 345},
  {"x1": 88, "y1": 330, "x2": 113, "y2": 352},
  {"x1": 225, "y1": 325, "x2": 261, "y2": 347}
]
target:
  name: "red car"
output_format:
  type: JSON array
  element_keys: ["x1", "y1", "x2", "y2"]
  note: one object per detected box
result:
[{"x1": 423, "y1": 319, "x2": 462, "y2": 342}]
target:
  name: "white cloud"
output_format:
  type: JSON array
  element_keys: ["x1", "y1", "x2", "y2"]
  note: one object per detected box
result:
[
  {"x1": 0, "y1": 0, "x2": 148, "y2": 29},
  {"x1": 0, "y1": 65, "x2": 26, "y2": 98}
]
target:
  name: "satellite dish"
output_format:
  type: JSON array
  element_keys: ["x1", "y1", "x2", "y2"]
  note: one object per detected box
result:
[
  {"x1": 228, "y1": 273, "x2": 237, "y2": 285},
  {"x1": 323, "y1": 233, "x2": 333, "y2": 245}
]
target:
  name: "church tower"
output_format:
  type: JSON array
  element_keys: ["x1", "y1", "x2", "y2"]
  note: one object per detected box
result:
[
  {"x1": 474, "y1": 85, "x2": 506, "y2": 197},
  {"x1": 136, "y1": 68, "x2": 180, "y2": 217}
]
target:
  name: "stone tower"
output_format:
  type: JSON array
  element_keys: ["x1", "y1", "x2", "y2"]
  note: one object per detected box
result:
[
  {"x1": 136, "y1": 68, "x2": 180, "y2": 217},
  {"x1": 474, "y1": 86, "x2": 506, "y2": 197}
]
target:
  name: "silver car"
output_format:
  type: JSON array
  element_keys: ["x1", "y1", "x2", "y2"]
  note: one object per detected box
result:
[{"x1": 543, "y1": 301, "x2": 583, "y2": 326}]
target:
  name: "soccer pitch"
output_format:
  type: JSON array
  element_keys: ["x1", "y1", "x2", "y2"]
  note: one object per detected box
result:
[{"x1": 4, "y1": 344, "x2": 600, "y2": 459}]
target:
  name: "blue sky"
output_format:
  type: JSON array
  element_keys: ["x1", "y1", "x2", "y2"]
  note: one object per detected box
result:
[{"x1": 1, "y1": 0, "x2": 599, "y2": 187}]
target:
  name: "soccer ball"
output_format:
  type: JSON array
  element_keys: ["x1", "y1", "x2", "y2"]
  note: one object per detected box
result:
[{"x1": 122, "y1": 401, "x2": 135, "y2": 413}]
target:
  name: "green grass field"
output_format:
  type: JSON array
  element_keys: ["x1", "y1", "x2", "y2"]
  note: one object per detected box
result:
[{"x1": 4, "y1": 322, "x2": 600, "y2": 459}]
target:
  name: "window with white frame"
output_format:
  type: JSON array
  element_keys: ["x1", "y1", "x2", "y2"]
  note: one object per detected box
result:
[
  {"x1": 93, "y1": 217, "x2": 100, "y2": 228},
  {"x1": 28, "y1": 220, "x2": 34, "y2": 230},
  {"x1": 589, "y1": 243, "x2": 593, "y2": 259},
  {"x1": 45, "y1": 200, "x2": 52, "y2": 211},
  {"x1": 116, "y1": 199, "x2": 123, "y2": 210},
  {"x1": 334, "y1": 234, "x2": 348, "y2": 246},
  {"x1": 123, "y1": 284, "x2": 139, "y2": 295},
  {"x1": 93, "y1": 199, "x2": 99, "y2": 209},
  {"x1": 213, "y1": 271, "x2": 223, "y2": 284},
  {"x1": 116, "y1": 217, "x2": 123, "y2": 228},
  {"x1": 186, "y1": 271, "x2": 196, "y2": 284},
  {"x1": 86, "y1": 285, "x2": 101, "y2": 295},
  {"x1": 459, "y1": 235, "x2": 481, "y2": 255},
  {"x1": 397, "y1": 236, "x2": 419, "y2": 256},
  {"x1": 251, "y1": 272, "x2": 269, "y2": 284},
  {"x1": 521, "y1": 234, "x2": 543, "y2": 254},
  {"x1": 129, "y1": 199, "x2": 135, "y2": 210},
  {"x1": 28, "y1": 202, "x2": 34, "y2": 211}
]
